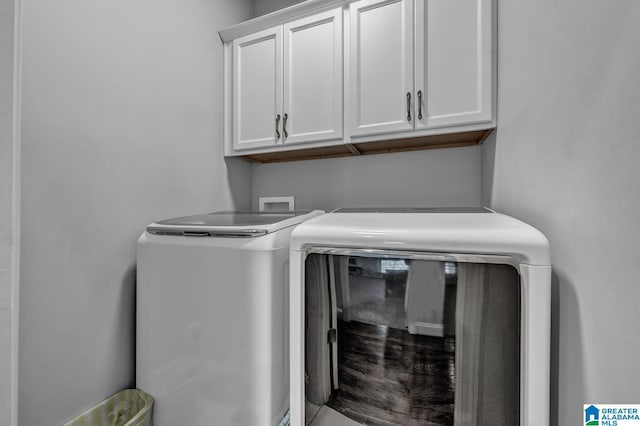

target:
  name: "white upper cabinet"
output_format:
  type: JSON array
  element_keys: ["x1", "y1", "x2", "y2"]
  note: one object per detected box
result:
[
  {"x1": 233, "y1": 27, "x2": 283, "y2": 151},
  {"x1": 350, "y1": 0, "x2": 414, "y2": 137},
  {"x1": 231, "y1": 9, "x2": 343, "y2": 151},
  {"x1": 350, "y1": 0, "x2": 494, "y2": 138},
  {"x1": 283, "y1": 9, "x2": 343, "y2": 145},
  {"x1": 221, "y1": 0, "x2": 495, "y2": 160},
  {"x1": 414, "y1": 0, "x2": 493, "y2": 129}
]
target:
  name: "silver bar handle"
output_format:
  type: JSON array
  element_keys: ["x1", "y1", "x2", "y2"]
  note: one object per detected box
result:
[
  {"x1": 283, "y1": 113, "x2": 289, "y2": 138},
  {"x1": 417, "y1": 90, "x2": 423, "y2": 120},
  {"x1": 275, "y1": 114, "x2": 281, "y2": 139},
  {"x1": 406, "y1": 92, "x2": 411, "y2": 121}
]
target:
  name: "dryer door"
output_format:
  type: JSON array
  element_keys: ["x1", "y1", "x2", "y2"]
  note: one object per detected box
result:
[{"x1": 303, "y1": 253, "x2": 521, "y2": 426}]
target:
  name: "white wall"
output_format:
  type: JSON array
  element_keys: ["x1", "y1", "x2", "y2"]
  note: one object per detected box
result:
[
  {"x1": 18, "y1": 1, "x2": 252, "y2": 425},
  {"x1": 253, "y1": 0, "x2": 306, "y2": 17},
  {"x1": 252, "y1": 146, "x2": 483, "y2": 211},
  {"x1": 484, "y1": 0, "x2": 640, "y2": 424},
  {"x1": 0, "y1": 0, "x2": 20, "y2": 424}
]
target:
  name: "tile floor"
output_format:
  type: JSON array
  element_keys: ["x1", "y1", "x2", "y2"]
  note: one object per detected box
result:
[{"x1": 306, "y1": 402, "x2": 363, "y2": 426}]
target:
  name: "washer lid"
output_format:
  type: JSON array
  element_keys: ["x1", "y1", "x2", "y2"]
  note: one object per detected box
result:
[{"x1": 147, "y1": 210, "x2": 324, "y2": 237}]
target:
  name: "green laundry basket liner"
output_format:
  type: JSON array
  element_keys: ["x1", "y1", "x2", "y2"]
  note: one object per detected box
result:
[{"x1": 62, "y1": 389, "x2": 153, "y2": 426}]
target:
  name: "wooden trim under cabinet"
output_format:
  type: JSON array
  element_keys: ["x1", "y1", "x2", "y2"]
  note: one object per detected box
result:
[{"x1": 240, "y1": 129, "x2": 493, "y2": 163}]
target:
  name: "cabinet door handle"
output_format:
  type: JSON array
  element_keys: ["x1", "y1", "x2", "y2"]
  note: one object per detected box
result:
[
  {"x1": 406, "y1": 92, "x2": 412, "y2": 121},
  {"x1": 275, "y1": 114, "x2": 281, "y2": 139},
  {"x1": 417, "y1": 90, "x2": 423, "y2": 120},
  {"x1": 283, "y1": 113, "x2": 289, "y2": 138}
]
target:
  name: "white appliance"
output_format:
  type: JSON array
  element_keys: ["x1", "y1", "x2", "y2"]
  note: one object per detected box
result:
[
  {"x1": 289, "y1": 208, "x2": 551, "y2": 426},
  {"x1": 136, "y1": 210, "x2": 323, "y2": 426}
]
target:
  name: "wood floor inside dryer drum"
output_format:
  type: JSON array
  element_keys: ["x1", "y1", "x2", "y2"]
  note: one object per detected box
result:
[{"x1": 327, "y1": 320, "x2": 456, "y2": 426}]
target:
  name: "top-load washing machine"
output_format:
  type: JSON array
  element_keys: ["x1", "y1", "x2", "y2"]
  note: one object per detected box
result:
[
  {"x1": 288, "y1": 208, "x2": 551, "y2": 426},
  {"x1": 136, "y1": 210, "x2": 323, "y2": 426}
]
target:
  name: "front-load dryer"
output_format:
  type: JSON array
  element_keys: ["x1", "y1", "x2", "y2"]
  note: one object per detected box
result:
[
  {"x1": 136, "y1": 210, "x2": 323, "y2": 426},
  {"x1": 288, "y1": 208, "x2": 551, "y2": 426}
]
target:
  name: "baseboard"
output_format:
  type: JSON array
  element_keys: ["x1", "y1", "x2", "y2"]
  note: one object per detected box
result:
[{"x1": 408, "y1": 321, "x2": 444, "y2": 337}]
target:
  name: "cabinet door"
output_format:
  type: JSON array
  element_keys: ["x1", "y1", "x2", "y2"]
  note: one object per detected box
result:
[
  {"x1": 283, "y1": 9, "x2": 343, "y2": 145},
  {"x1": 350, "y1": 0, "x2": 414, "y2": 137},
  {"x1": 415, "y1": 0, "x2": 493, "y2": 129},
  {"x1": 233, "y1": 26, "x2": 283, "y2": 150}
]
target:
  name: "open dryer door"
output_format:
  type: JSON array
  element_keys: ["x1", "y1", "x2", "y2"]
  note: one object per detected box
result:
[{"x1": 304, "y1": 253, "x2": 521, "y2": 426}]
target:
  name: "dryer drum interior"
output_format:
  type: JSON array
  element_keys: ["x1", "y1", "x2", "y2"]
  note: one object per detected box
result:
[{"x1": 304, "y1": 253, "x2": 521, "y2": 426}]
